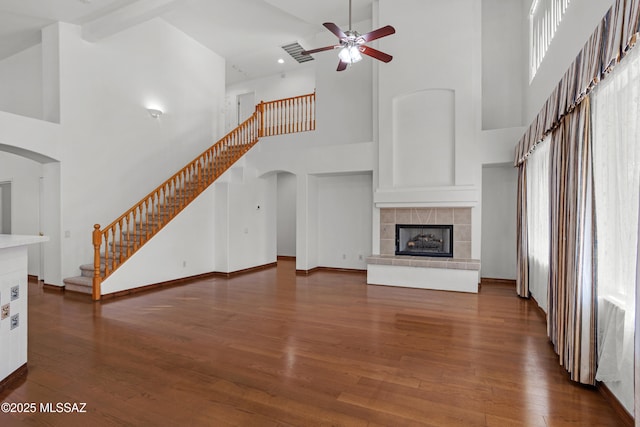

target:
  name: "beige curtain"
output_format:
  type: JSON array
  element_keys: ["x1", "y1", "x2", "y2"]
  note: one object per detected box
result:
[
  {"x1": 547, "y1": 98, "x2": 597, "y2": 385},
  {"x1": 623, "y1": 0, "x2": 640, "y2": 53},
  {"x1": 516, "y1": 163, "x2": 529, "y2": 298}
]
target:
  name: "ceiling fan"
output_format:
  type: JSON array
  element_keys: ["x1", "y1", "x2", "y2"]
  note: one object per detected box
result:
[{"x1": 301, "y1": 0, "x2": 396, "y2": 71}]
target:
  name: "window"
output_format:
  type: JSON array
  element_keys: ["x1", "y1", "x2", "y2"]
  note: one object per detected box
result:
[
  {"x1": 592, "y1": 45, "x2": 640, "y2": 411},
  {"x1": 529, "y1": 0, "x2": 572, "y2": 81}
]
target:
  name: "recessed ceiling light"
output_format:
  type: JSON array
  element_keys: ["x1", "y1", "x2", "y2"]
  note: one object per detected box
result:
[{"x1": 277, "y1": 58, "x2": 285, "y2": 64}]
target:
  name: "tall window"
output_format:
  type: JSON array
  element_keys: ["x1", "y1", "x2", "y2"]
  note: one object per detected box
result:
[
  {"x1": 529, "y1": 0, "x2": 572, "y2": 81},
  {"x1": 592, "y1": 45, "x2": 640, "y2": 412},
  {"x1": 526, "y1": 137, "x2": 550, "y2": 312}
]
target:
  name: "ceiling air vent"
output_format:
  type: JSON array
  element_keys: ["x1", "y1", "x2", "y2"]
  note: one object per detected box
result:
[{"x1": 282, "y1": 42, "x2": 315, "y2": 64}]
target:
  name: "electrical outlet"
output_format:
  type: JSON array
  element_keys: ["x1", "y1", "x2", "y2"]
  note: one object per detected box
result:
[
  {"x1": 359, "y1": 254, "x2": 363, "y2": 260},
  {"x1": 1, "y1": 304, "x2": 9, "y2": 320},
  {"x1": 10, "y1": 285, "x2": 19, "y2": 301},
  {"x1": 342, "y1": 254, "x2": 347, "y2": 259},
  {"x1": 10, "y1": 313, "x2": 19, "y2": 330},
  {"x1": 182, "y1": 260, "x2": 187, "y2": 268}
]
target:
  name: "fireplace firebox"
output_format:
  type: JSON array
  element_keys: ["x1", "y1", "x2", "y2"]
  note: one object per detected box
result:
[{"x1": 395, "y1": 224, "x2": 453, "y2": 257}]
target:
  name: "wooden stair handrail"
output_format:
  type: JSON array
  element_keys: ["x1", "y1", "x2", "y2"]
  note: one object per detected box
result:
[{"x1": 91, "y1": 91, "x2": 315, "y2": 300}]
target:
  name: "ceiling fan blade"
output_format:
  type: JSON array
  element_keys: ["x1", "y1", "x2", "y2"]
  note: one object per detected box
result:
[
  {"x1": 359, "y1": 25, "x2": 396, "y2": 43},
  {"x1": 301, "y1": 45, "x2": 339, "y2": 55},
  {"x1": 323, "y1": 22, "x2": 347, "y2": 40},
  {"x1": 337, "y1": 60, "x2": 348, "y2": 71},
  {"x1": 360, "y1": 45, "x2": 393, "y2": 63}
]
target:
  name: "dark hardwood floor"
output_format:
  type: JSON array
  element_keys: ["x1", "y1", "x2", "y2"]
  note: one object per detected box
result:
[{"x1": 0, "y1": 260, "x2": 624, "y2": 426}]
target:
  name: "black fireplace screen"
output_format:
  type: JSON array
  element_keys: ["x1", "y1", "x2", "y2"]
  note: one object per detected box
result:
[{"x1": 395, "y1": 224, "x2": 453, "y2": 257}]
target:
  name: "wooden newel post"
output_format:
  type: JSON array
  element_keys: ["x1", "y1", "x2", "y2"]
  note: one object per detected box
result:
[
  {"x1": 92, "y1": 224, "x2": 102, "y2": 301},
  {"x1": 258, "y1": 101, "x2": 265, "y2": 137}
]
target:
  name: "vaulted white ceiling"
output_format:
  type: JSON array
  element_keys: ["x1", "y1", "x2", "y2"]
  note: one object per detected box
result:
[{"x1": 0, "y1": 0, "x2": 374, "y2": 84}]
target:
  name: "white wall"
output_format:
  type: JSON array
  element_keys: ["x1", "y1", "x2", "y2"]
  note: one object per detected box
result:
[
  {"x1": 51, "y1": 19, "x2": 225, "y2": 281},
  {"x1": 378, "y1": 0, "x2": 481, "y2": 190},
  {"x1": 227, "y1": 171, "x2": 277, "y2": 273},
  {"x1": 481, "y1": 164, "x2": 517, "y2": 280},
  {"x1": 0, "y1": 151, "x2": 43, "y2": 275},
  {"x1": 317, "y1": 173, "x2": 373, "y2": 270},
  {"x1": 277, "y1": 172, "x2": 296, "y2": 257},
  {"x1": 393, "y1": 89, "x2": 455, "y2": 187},
  {"x1": 0, "y1": 44, "x2": 43, "y2": 120},
  {"x1": 482, "y1": 0, "x2": 523, "y2": 130}
]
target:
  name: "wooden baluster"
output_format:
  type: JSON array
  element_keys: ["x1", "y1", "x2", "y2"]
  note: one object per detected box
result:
[
  {"x1": 162, "y1": 184, "x2": 167, "y2": 222},
  {"x1": 294, "y1": 97, "x2": 298, "y2": 133},
  {"x1": 302, "y1": 97, "x2": 306, "y2": 131},
  {"x1": 177, "y1": 172, "x2": 182, "y2": 209},
  {"x1": 163, "y1": 184, "x2": 168, "y2": 218},
  {"x1": 205, "y1": 151, "x2": 209, "y2": 183},
  {"x1": 265, "y1": 100, "x2": 271, "y2": 136},
  {"x1": 151, "y1": 192, "x2": 158, "y2": 233},
  {"x1": 285, "y1": 99, "x2": 288, "y2": 133},
  {"x1": 144, "y1": 199, "x2": 150, "y2": 240},
  {"x1": 289, "y1": 98, "x2": 293, "y2": 133},
  {"x1": 258, "y1": 101, "x2": 264, "y2": 137},
  {"x1": 110, "y1": 227, "x2": 117, "y2": 272},
  {"x1": 212, "y1": 147, "x2": 217, "y2": 178},
  {"x1": 125, "y1": 215, "x2": 131, "y2": 257},
  {"x1": 298, "y1": 96, "x2": 301, "y2": 131},
  {"x1": 284, "y1": 99, "x2": 288, "y2": 134},
  {"x1": 133, "y1": 207, "x2": 140, "y2": 250},
  {"x1": 117, "y1": 219, "x2": 124, "y2": 264},
  {"x1": 167, "y1": 180, "x2": 176, "y2": 218}
]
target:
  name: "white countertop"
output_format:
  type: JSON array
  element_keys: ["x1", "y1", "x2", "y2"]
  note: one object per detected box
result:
[{"x1": 0, "y1": 234, "x2": 49, "y2": 249}]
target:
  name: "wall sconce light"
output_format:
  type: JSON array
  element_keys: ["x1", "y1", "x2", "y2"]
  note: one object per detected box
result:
[{"x1": 147, "y1": 108, "x2": 163, "y2": 119}]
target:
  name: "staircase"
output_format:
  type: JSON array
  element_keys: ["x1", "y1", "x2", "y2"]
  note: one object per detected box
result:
[{"x1": 63, "y1": 92, "x2": 315, "y2": 300}]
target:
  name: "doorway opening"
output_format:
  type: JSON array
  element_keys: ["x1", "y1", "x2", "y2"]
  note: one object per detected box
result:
[
  {"x1": 237, "y1": 92, "x2": 255, "y2": 127},
  {"x1": 277, "y1": 172, "x2": 296, "y2": 261},
  {"x1": 0, "y1": 181, "x2": 11, "y2": 234}
]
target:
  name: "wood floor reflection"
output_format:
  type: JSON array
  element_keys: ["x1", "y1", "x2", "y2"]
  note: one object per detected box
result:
[{"x1": 0, "y1": 260, "x2": 624, "y2": 426}]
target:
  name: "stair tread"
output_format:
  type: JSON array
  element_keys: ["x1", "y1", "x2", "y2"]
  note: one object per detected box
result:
[{"x1": 63, "y1": 276, "x2": 92, "y2": 286}]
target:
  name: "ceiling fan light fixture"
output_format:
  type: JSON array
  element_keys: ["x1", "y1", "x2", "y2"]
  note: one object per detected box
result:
[{"x1": 338, "y1": 45, "x2": 362, "y2": 64}]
